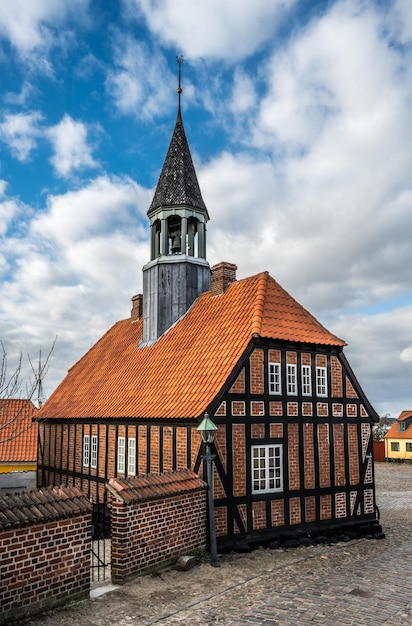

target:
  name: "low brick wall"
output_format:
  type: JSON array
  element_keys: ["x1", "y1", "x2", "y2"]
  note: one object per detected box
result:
[
  {"x1": 108, "y1": 469, "x2": 207, "y2": 583},
  {"x1": 0, "y1": 486, "x2": 92, "y2": 625}
]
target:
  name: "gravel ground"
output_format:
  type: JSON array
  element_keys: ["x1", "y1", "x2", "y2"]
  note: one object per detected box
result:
[{"x1": 16, "y1": 462, "x2": 412, "y2": 625}]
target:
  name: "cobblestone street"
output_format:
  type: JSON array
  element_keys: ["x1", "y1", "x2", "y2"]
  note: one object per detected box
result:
[{"x1": 21, "y1": 463, "x2": 412, "y2": 626}]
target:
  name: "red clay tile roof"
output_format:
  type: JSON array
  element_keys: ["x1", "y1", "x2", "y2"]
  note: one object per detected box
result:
[
  {"x1": 0, "y1": 485, "x2": 92, "y2": 529},
  {"x1": 385, "y1": 410, "x2": 412, "y2": 439},
  {"x1": 37, "y1": 272, "x2": 345, "y2": 421},
  {"x1": 397, "y1": 410, "x2": 412, "y2": 422},
  {"x1": 108, "y1": 469, "x2": 207, "y2": 504},
  {"x1": 0, "y1": 399, "x2": 38, "y2": 463}
]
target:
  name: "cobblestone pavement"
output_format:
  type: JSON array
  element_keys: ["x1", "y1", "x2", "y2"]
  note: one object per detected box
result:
[{"x1": 21, "y1": 463, "x2": 412, "y2": 626}]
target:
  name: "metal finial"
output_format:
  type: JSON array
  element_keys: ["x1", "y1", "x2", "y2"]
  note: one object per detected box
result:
[{"x1": 176, "y1": 55, "x2": 184, "y2": 108}]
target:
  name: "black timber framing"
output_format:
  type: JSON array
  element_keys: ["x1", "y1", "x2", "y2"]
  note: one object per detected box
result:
[{"x1": 198, "y1": 339, "x2": 378, "y2": 546}]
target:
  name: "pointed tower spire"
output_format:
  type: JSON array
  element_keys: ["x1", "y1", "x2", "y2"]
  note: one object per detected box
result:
[
  {"x1": 141, "y1": 58, "x2": 211, "y2": 345},
  {"x1": 148, "y1": 57, "x2": 208, "y2": 218}
]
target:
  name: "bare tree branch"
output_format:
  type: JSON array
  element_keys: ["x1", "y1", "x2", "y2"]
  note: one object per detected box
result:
[{"x1": 0, "y1": 338, "x2": 57, "y2": 443}]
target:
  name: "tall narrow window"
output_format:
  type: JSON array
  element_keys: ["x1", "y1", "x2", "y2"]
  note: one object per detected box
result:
[
  {"x1": 83, "y1": 435, "x2": 90, "y2": 467},
  {"x1": 269, "y1": 362, "x2": 281, "y2": 394},
  {"x1": 287, "y1": 364, "x2": 297, "y2": 395},
  {"x1": 316, "y1": 366, "x2": 327, "y2": 396},
  {"x1": 91, "y1": 435, "x2": 98, "y2": 469},
  {"x1": 252, "y1": 445, "x2": 283, "y2": 493},
  {"x1": 117, "y1": 437, "x2": 125, "y2": 473},
  {"x1": 128, "y1": 438, "x2": 136, "y2": 476},
  {"x1": 302, "y1": 365, "x2": 312, "y2": 396}
]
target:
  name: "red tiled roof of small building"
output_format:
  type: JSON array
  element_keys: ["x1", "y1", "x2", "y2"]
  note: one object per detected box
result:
[
  {"x1": 37, "y1": 272, "x2": 345, "y2": 421},
  {"x1": 385, "y1": 410, "x2": 412, "y2": 439},
  {"x1": 0, "y1": 399, "x2": 38, "y2": 463},
  {"x1": 0, "y1": 485, "x2": 92, "y2": 530},
  {"x1": 107, "y1": 469, "x2": 207, "y2": 504}
]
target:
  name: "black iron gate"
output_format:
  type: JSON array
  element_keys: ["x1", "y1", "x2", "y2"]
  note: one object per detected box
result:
[{"x1": 91, "y1": 502, "x2": 111, "y2": 583}]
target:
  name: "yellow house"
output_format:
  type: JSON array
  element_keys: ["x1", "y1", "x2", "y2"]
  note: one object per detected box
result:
[
  {"x1": 384, "y1": 410, "x2": 412, "y2": 461},
  {"x1": 0, "y1": 399, "x2": 38, "y2": 492}
]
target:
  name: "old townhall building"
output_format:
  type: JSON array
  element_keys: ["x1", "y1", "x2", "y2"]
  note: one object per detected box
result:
[{"x1": 37, "y1": 75, "x2": 380, "y2": 550}]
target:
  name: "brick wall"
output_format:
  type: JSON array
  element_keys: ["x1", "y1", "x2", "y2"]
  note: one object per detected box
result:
[
  {"x1": 108, "y1": 470, "x2": 207, "y2": 583},
  {"x1": 0, "y1": 488, "x2": 91, "y2": 625}
]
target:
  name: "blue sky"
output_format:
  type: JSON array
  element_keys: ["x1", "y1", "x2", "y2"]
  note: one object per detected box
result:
[{"x1": 0, "y1": 0, "x2": 412, "y2": 418}]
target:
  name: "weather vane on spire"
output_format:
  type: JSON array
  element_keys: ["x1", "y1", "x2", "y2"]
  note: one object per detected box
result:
[{"x1": 176, "y1": 55, "x2": 183, "y2": 108}]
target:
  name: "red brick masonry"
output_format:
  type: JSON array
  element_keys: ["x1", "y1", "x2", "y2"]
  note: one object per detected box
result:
[
  {"x1": 108, "y1": 469, "x2": 207, "y2": 583},
  {"x1": 0, "y1": 486, "x2": 92, "y2": 625}
]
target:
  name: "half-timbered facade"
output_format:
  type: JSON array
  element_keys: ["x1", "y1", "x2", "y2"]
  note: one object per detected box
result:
[{"x1": 37, "y1": 82, "x2": 380, "y2": 549}]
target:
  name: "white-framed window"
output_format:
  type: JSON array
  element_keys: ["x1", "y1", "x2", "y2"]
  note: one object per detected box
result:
[
  {"x1": 316, "y1": 366, "x2": 327, "y2": 397},
  {"x1": 128, "y1": 438, "x2": 136, "y2": 476},
  {"x1": 268, "y1": 362, "x2": 281, "y2": 394},
  {"x1": 252, "y1": 445, "x2": 283, "y2": 493},
  {"x1": 117, "y1": 437, "x2": 125, "y2": 473},
  {"x1": 287, "y1": 364, "x2": 297, "y2": 395},
  {"x1": 302, "y1": 365, "x2": 312, "y2": 396},
  {"x1": 83, "y1": 434, "x2": 90, "y2": 467},
  {"x1": 91, "y1": 435, "x2": 98, "y2": 469}
]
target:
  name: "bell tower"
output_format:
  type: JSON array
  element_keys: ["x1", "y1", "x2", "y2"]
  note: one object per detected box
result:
[{"x1": 141, "y1": 58, "x2": 211, "y2": 345}]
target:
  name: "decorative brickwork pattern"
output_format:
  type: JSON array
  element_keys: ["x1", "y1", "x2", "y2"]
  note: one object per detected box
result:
[
  {"x1": 303, "y1": 424, "x2": 315, "y2": 489},
  {"x1": 232, "y1": 401, "x2": 246, "y2": 416},
  {"x1": 250, "y1": 349, "x2": 264, "y2": 394},
  {"x1": 288, "y1": 424, "x2": 300, "y2": 490},
  {"x1": 303, "y1": 402, "x2": 313, "y2": 416},
  {"x1": 269, "y1": 401, "x2": 283, "y2": 416},
  {"x1": 230, "y1": 369, "x2": 245, "y2": 394},
  {"x1": 333, "y1": 424, "x2": 345, "y2": 486},
  {"x1": 335, "y1": 492, "x2": 347, "y2": 518},
  {"x1": 364, "y1": 489, "x2": 374, "y2": 514},
  {"x1": 269, "y1": 423, "x2": 283, "y2": 438},
  {"x1": 251, "y1": 423, "x2": 265, "y2": 439},
  {"x1": 271, "y1": 499, "x2": 285, "y2": 527},
  {"x1": 251, "y1": 401, "x2": 264, "y2": 416},
  {"x1": 348, "y1": 424, "x2": 360, "y2": 484},
  {"x1": 331, "y1": 356, "x2": 343, "y2": 397},
  {"x1": 252, "y1": 500, "x2": 266, "y2": 530},
  {"x1": 289, "y1": 497, "x2": 301, "y2": 525}
]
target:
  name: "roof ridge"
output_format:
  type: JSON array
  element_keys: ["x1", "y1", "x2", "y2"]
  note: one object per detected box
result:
[{"x1": 251, "y1": 272, "x2": 269, "y2": 336}]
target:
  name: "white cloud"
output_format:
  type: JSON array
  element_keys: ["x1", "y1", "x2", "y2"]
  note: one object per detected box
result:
[
  {"x1": 127, "y1": 0, "x2": 297, "y2": 60},
  {"x1": 106, "y1": 35, "x2": 173, "y2": 119},
  {"x1": 0, "y1": 176, "x2": 152, "y2": 392},
  {"x1": 0, "y1": 0, "x2": 90, "y2": 59},
  {"x1": 46, "y1": 114, "x2": 99, "y2": 178},
  {"x1": 400, "y1": 346, "x2": 412, "y2": 363},
  {"x1": 332, "y1": 306, "x2": 412, "y2": 417},
  {"x1": 0, "y1": 111, "x2": 43, "y2": 161}
]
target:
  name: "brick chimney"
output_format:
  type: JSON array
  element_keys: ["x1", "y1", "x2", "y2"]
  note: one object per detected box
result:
[
  {"x1": 131, "y1": 294, "x2": 143, "y2": 321},
  {"x1": 210, "y1": 262, "x2": 237, "y2": 296}
]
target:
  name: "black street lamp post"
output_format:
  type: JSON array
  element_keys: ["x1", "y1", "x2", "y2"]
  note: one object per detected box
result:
[{"x1": 197, "y1": 413, "x2": 221, "y2": 568}]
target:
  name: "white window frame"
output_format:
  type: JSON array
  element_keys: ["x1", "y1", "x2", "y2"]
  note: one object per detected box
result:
[
  {"x1": 90, "y1": 434, "x2": 98, "y2": 469},
  {"x1": 301, "y1": 365, "x2": 312, "y2": 396},
  {"x1": 252, "y1": 445, "x2": 283, "y2": 494},
  {"x1": 316, "y1": 366, "x2": 328, "y2": 397},
  {"x1": 83, "y1": 434, "x2": 90, "y2": 467},
  {"x1": 128, "y1": 438, "x2": 136, "y2": 476},
  {"x1": 286, "y1": 363, "x2": 297, "y2": 395},
  {"x1": 268, "y1": 362, "x2": 281, "y2": 395},
  {"x1": 118, "y1": 436, "x2": 125, "y2": 473}
]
